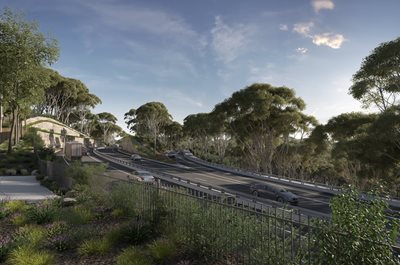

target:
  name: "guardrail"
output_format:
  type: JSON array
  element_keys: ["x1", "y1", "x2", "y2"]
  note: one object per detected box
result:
[
  {"x1": 182, "y1": 153, "x2": 341, "y2": 194},
  {"x1": 182, "y1": 153, "x2": 400, "y2": 208},
  {"x1": 93, "y1": 148, "x2": 331, "y2": 220}
]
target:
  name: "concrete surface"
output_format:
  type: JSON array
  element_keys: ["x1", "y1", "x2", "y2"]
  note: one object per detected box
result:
[{"x1": 0, "y1": 176, "x2": 58, "y2": 201}]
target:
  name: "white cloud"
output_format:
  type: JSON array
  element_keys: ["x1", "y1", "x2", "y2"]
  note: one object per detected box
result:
[
  {"x1": 312, "y1": 33, "x2": 345, "y2": 49},
  {"x1": 292, "y1": 21, "x2": 345, "y2": 49},
  {"x1": 293, "y1": 22, "x2": 314, "y2": 37},
  {"x1": 211, "y1": 16, "x2": 256, "y2": 64},
  {"x1": 81, "y1": 2, "x2": 206, "y2": 50},
  {"x1": 311, "y1": 0, "x2": 335, "y2": 13},
  {"x1": 296, "y1": 47, "x2": 308, "y2": 54},
  {"x1": 279, "y1": 24, "x2": 288, "y2": 31}
]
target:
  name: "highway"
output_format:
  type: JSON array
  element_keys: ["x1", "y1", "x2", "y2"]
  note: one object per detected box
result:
[{"x1": 93, "y1": 148, "x2": 335, "y2": 216}]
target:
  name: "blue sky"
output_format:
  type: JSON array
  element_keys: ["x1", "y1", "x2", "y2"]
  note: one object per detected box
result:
[{"x1": 2, "y1": 0, "x2": 400, "y2": 130}]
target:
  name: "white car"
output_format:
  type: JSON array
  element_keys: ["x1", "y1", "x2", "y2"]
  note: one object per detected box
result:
[
  {"x1": 132, "y1": 170, "x2": 155, "y2": 183},
  {"x1": 131, "y1": 154, "x2": 142, "y2": 161}
]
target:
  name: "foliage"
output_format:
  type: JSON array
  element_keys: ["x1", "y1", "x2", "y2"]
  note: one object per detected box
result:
[
  {"x1": 350, "y1": 37, "x2": 400, "y2": 111},
  {"x1": 0, "y1": 8, "x2": 59, "y2": 153},
  {"x1": 26, "y1": 201, "x2": 57, "y2": 224},
  {"x1": 0, "y1": 234, "x2": 13, "y2": 263},
  {"x1": 148, "y1": 238, "x2": 177, "y2": 264},
  {"x1": 8, "y1": 246, "x2": 54, "y2": 265},
  {"x1": 14, "y1": 225, "x2": 47, "y2": 249},
  {"x1": 116, "y1": 247, "x2": 152, "y2": 265},
  {"x1": 4, "y1": 200, "x2": 28, "y2": 214},
  {"x1": 312, "y1": 188, "x2": 399, "y2": 264},
  {"x1": 78, "y1": 238, "x2": 111, "y2": 256},
  {"x1": 66, "y1": 161, "x2": 106, "y2": 185},
  {"x1": 125, "y1": 102, "x2": 172, "y2": 152}
]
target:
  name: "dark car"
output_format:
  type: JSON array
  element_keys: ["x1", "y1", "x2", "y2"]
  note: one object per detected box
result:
[{"x1": 250, "y1": 183, "x2": 299, "y2": 205}]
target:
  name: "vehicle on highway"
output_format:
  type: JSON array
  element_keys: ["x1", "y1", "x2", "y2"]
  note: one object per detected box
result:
[
  {"x1": 165, "y1": 151, "x2": 178, "y2": 158},
  {"x1": 180, "y1": 149, "x2": 193, "y2": 156},
  {"x1": 250, "y1": 183, "x2": 299, "y2": 205},
  {"x1": 131, "y1": 154, "x2": 142, "y2": 161},
  {"x1": 132, "y1": 170, "x2": 155, "y2": 183}
]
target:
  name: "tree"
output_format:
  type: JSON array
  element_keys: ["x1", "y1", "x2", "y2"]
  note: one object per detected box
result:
[
  {"x1": 350, "y1": 37, "x2": 400, "y2": 111},
  {"x1": 125, "y1": 102, "x2": 172, "y2": 152},
  {"x1": 97, "y1": 112, "x2": 117, "y2": 145},
  {"x1": 213, "y1": 83, "x2": 307, "y2": 173},
  {"x1": 313, "y1": 188, "x2": 399, "y2": 265},
  {"x1": 0, "y1": 8, "x2": 59, "y2": 153},
  {"x1": 163, "y1": 121, "x2": 183, "y2": 150}
]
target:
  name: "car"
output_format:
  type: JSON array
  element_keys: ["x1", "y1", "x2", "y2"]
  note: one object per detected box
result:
[
  {"x1": 132, "y1": 170, "x2": 155, "y2": 183},
  {"x1": 131, "y1": 154, "x2": 142, "y2": 161},
  {"x1": 165, "y1": 151, "x2": 178, "y2": 158},
  {"x1": 179, "y1": 149, "x2": 193, "y2": 156},
  {"x1": 250, "y1": 183, "x2": 299, "y2": 205}
]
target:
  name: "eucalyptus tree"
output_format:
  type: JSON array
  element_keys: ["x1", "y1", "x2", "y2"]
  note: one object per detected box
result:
[
  {"x1": 96, "y1": 112, "x2": 118, "y2": 145},
  {"x1": 0, "y1": 8, "x2": 59, "y2": 153},
  {"x1": 213, "y1": 83, "x2": 307, "y2": 173},
  {"x1": 163, "y1": 121, "x2": 183, "y2": 150},
  {"x1": 350, "y1": 37, "x2": 400, "y2": 111},
  {"x1": 125, "y1": 102, "x2": 172, "y2": 152}
]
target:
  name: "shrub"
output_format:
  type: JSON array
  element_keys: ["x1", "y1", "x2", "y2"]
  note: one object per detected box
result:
[
  {"x1": 116, "y1": 220, "x2": 155, "y2": 245},
  {"x1": 148, "y1": 238, "x2": 177, "y2": 264},
  {"x1": 45, "y1": 221, "x2": 69, "y2": 238},
  {"x1": 0, "y1": 234, "x2": 13, "y2": 263},
  {"x1": 116, "y1": 247, "x2": 152, "y2": 265},
  {"x1": 67, "y1": 161, "x2": 106, "y2": 186},
  {"x1": 8, "y1": 246, "x2": 54, "y2": 265},
  {"x1": 78, "y1": 238, "x2": 111, "y2": 256},
  {"x1": 73, "y1": 206, "x2": 95, "y2": 223},
  {"x1": 313, "y1": 188, "x2": 400, "y2": 265},
  {"x1": 26, "y1": 202, "x2": 56, "y2": 224},
  {"x1": 11, "y1": 213, "x2": 29, "y2": 227},
  {"x1": 14, "y1": 225, "x2": 47, "y2": 249},
  {"x1": 4, "y1": 201, "x2": 28, "y2": 214},
  {"x1": 46, "y1": 234, "x2": 73, "y2": 252}
]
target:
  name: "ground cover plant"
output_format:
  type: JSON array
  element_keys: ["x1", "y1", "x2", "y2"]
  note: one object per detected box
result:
[{"x1": 1, "y1": 175, "x2": 399, "y2": 264}]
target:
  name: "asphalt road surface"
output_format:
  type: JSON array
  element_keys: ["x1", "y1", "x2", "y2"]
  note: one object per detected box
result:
[{"x1": 93, "y1": 148, "x2": 334, "y2": 215}]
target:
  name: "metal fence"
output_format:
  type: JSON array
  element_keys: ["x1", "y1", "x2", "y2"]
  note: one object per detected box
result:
[{"x1": 112, "y1": 179, "x2": 399, "y2": 265}]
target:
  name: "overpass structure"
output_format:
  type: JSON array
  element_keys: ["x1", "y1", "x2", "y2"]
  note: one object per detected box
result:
[{"x1": 26, "y1": 116, "x2": 94, "y2": 148}]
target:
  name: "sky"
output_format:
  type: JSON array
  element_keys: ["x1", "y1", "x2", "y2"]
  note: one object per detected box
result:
[{"x1": 1, "y1": 0, "x2": 400, "y2": 130}]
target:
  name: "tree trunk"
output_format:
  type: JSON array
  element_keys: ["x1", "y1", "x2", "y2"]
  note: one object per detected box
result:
[{"x1": 7, "y1": 109, "x2": 16, "y2": 154}]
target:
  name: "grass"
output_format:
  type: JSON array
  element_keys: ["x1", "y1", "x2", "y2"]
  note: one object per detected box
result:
[
  {"x1": 78, "y1": 238, "x2": 111, "y2": 256},
  {"x1": 8, "y1": 246, "x2": 54, "y2": 265},
  {"x1": 116, "y1": 247, "x2": 152, "y2": 265}
]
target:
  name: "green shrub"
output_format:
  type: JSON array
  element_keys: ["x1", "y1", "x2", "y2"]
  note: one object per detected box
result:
[
  {"x1": 73, "y1": 206, "x2": 94, "y2": 223},
  {"x1": 8, "y1": 246, "x2": 54, "y2": 265},
  {"x1": 26, "y1": 202, "x2": 56, "y2": 224},
  {"x1": 14, "y1": 225, "x2": 47, "y2": 249},
  {"x1": 104, "y1": 226, "x2": 124, "y2": 247},
  {"x1": 46, "y1": 234, "x2": 73, "y2": 252},
  {"x1": 312, "y1": 188, "x2": 400, "y2": 265},
  {"x1": 78, "y1": 238, "x2": 111, "y2": 256},
  {"x1": 148, "y1": 238, "x2": 177, "y2": 264},
  {"x1": 67, "y1": 161, "x2": 106, "y2": 185},
  {"x1": 116, "y1": 247, "x2": 152, "y2": 265},
  {"x1": 4, "y1": 200, "x2": 27, "y2": 213},
  {"x1": 111, "y1": 208, "x2": 125, "y2": 218},
  {"x1": 0, "y1": 234, "x2": 13, "y2": 263},
  {"x1": 46, "y1": 221, "x2": 69, "y2": 238},
  {"x1": 11, "y1": 213, "x2": 29, "y2": 226},
  {"x1": 115, "y1": 221, "x2": 155, "y2": 245}
]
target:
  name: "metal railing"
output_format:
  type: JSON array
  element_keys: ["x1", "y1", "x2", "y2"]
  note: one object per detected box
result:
[
  {"x1": 109, "y1": 175, "x2": 399, "y2": 265},
  {"x1": 93, "y1": 148, "x2": 330, "y2": 219}
]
